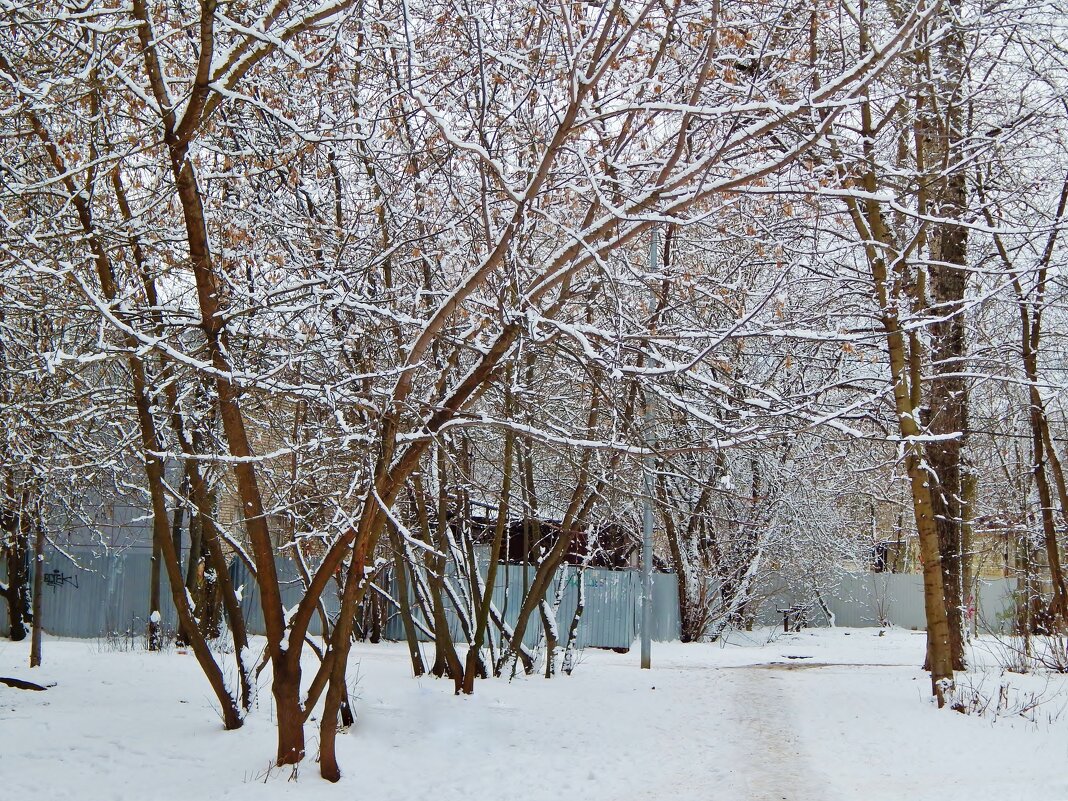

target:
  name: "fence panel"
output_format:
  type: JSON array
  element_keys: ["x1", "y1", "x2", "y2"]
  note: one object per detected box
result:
[
  {"x1": 0, "y1": 544, "x2": 1023, "y2": 644},
  {"x1": 382, "y1": 562, "x2": 665, "y2": 650}
]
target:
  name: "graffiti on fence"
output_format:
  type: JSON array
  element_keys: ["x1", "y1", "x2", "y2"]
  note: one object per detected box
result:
[{"x1": 42, "y1": 569, "x2": 79, "y2": 592}]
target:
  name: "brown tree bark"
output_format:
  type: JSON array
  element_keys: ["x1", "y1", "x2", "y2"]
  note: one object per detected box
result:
[
  {"x1": 836, "y1": 123, "x2": 956, "y2": 702},
  {"x1": 128, "y1": 0, "x2": 309, "y2": 755},
  {"x1": 924, "y1": 241, "x2": 969, "y2": 670},
  {"x1": 822, "y1": 5, "x2": 958, "y2": 700},
  {"x1": 8, "y1": 71, "x2": 242, "y2": 724},
  {"x1": 317, "y1": 537, "x2": 367, "y2": 783},
  {"x1": 424, "y1": 457, "x2": 466, "y2": 691},
  {"x1": 660, "y1": 478, "x2": 715, "y2": 642},
  {"x1": 979, "y1": 174, "x2": 1068, "y2": 631},
  {"x1": 918, "y1": 0, "x2": 970, "y2": 670}
]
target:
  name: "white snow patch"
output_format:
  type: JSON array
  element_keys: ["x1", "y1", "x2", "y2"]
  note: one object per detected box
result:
[{"x1": 0, "y1": 630, "x2": 1065, "y2": 800}]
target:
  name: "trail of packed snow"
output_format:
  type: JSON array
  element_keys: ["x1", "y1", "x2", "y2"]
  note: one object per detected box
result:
[
  {"x1": 720, "y1": 661, "x2": 829, "y2": 800},
  {"x1": 1, "y1": 629, "x2": 1065, "y2": 800}
]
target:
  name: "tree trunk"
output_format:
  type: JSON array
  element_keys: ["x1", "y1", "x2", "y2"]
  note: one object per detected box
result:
[
  {"x1": 925, "y1": 273, "x2": 969, "y2": 670},
  {"x1": 1032, "y1": 409, "x2": 1068, "y2": 628},
  {"x1": 319, "y1": 533, "x2": 376, "y2": 780},
  {"x1": 561, "y1": 564, "x2": 587, "y2": 675},
  {"x1": 495, "y1": 526, "x2": 575, "y2": 677},
  {"x1": 659, "y1": 477, "x2": 714, "y2": 642},
  {"x1": 3, "y1": 519, "x2": 31, "y2": 642},
  {"x1": 153, "y1": 474, "x2": 185, "y2": 650},
  {"x1": 463, "y1": 428, "x2": 512, "y2": 693},
  {"x1": 844, "y1": 174, "x2": 955, "y2": 702},
  {"x1": 29, "y1": 508, "x2": 44, "y2": 667},
  {"x1": 982, "y1": 169, "x2": 1068, "y2": 632},
  {"x1": 148, "y1": 524, "x2": 162, "y2": 651},
  {"x1": 960, "y1": 468, "x2": 977, "y2": 640},
  {"x1": 17, "y1": 82, "x2": 241, "y2": 725},
  {"x1": 273, "y1": 661, "x2": 306, "y2": 765},
  {"x1": 387, "y1": 523, "x2": 426, "y2": 677},
  {"x1": 919, "y1": 0, "x2": 970, "y2": 669}
]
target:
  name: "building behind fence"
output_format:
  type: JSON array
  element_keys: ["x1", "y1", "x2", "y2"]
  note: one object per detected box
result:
[{"x1": 1, "y1": 546, "x2": 1018, "y2": 645}]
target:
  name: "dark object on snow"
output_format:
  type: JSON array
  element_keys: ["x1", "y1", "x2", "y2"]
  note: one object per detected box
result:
[
  {"x1": 0, "y1": 676, "x2": 53, "y2": 691},
  {"x1": 777, "y1": 605, "x2": 809, "y2": 632}
]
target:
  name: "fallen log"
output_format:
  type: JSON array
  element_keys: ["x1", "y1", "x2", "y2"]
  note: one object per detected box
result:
[{"x1": 0, "y1": 677, "x2": 52, "y2": 691}]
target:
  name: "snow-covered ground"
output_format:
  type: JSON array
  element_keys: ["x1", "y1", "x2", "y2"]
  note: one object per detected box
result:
[{"x1": 1, "y1": 628, "x2": 1065, "y2": 800}]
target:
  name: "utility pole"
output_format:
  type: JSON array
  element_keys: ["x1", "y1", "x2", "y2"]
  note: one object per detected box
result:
[{"x1": 641, "y1": 228, "x2": 658, "y2": 670}]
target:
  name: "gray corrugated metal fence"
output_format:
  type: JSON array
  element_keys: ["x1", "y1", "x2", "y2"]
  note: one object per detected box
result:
[
  {"x1": 228, "y1": 557, "x2": 339, "y2": 637},
  {"x1": 750, "y1": 572, "x2": 1016, "y2": 632},
  {"x1": 382, "y1": 562, "x2": 680, "y2": 649},
  {"x1": 28, "y1": 548, "x2": 182, "y2": 638},
  {"x1": 0, "y1": 547, "x2": 678, "y2": 647},
  {"x1": 12, "y1": 548, "x2": 341, "y2": 639},
  {"x1": 0, "y1": 545, "x2": 1021, "y2": 643}
]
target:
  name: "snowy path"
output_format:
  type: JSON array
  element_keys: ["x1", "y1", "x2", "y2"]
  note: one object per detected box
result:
[{"x1": 720, "y1": 663, "x2": 832, "y2": 801}]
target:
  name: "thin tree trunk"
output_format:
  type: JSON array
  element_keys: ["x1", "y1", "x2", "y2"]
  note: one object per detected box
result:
[
  {"x1": 387, "y1": 522, "x2": 425, "y2": 677},
  {"x1": 463, "y1": 428, "x2": 512, "y2": 693},
  {"x1": 979, "y1": 172, "x2": 1068, "y2": 632},
  {"x1": 961, "y1": 468, "x2": 977, "y2": 640},
  {"x1": 561, "y1": 563, "x2": 587, "y2": 675},
  {"x1": 29, "y1": 506, "x2": 44, "y2": 667},
  {"x1": 495, "y1": 521, "x2": 579, "y2": 677},
  {"x1": 830, "y1": 40, "x2": 955, "y2": 698},
  {"x1": 540, "y1": 569, "x2": 567, "y2": 678},
  {"x1": 2, "y1": 504, "x2": 31, "y2": 642},
  {"x1": 148, "y1": 523, "x2": 163, "y2": 651},
  {"x1": 318, "y1": 537, "x2": 370, "y2": 783},
  {"x1": 496, "y1": 390, "x2": 601, "y2": 677},
  {"x1": 659, "y1": 478, "x2": 714, "y2": 642},
  {"x1": 838, "y1": 158, "x2": 955, "y2": 702},
  {"x1": 14, "y1": 76, "x2": 242, "y2": 724},
  {"x1": 128, "y1": 5, "x2": 294, "y2": 748}
]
